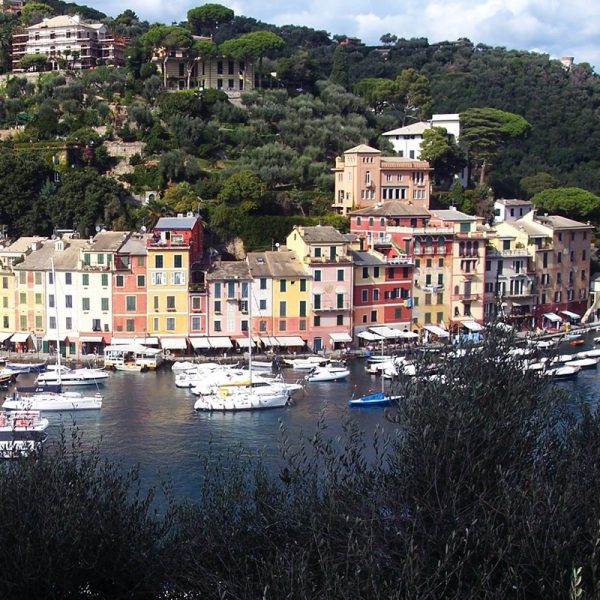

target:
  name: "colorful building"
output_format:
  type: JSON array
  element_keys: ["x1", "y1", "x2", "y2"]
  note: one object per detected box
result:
[
  {"x1": 146, "y1": 216, "x2": 204, "y2": 353},
  {"x1": 286, "y1": 225, "x2": 353, "y2": 352},
  {"x1": 332, "y1": 144, "x2": 432, "y2": 216}
]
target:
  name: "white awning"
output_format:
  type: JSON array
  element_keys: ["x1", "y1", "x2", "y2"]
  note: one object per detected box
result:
[
  {"x1": 561, "y1": 310, "x2": 581, "y2": 320},
  {"x1": 461, "y1": 321, "x2": 483, "y2": 332},
  {"x1": 79, "y1": 336, "x2": 104, "y2": 343},
  {"x1": 357, "y1": 331, "x2": 384, "y2": 341},
  {"x1": 543, "y1": 312, "x2": 562, "y2": 323},
  {"x1": 277, "y1": 336, "x2": 306, "y2": 346},
  {"x1": 110, "y1": 336, "x2": 159, "y2": 345},
  {"x1": 234, "y1": 337, "x2": 254, "y2": 348},
  {"x1": 160, "y1": 337, "x2": 188, "y2": 350},
  {"x1": 399, "y1": 330, "x2": 419, "y2": 339},
  {"x1": 369, "y1": 326, "x2": 399, "y2": 339},
  {"x1": 259, "y1": 336, "x2": 280, "y2": 347},
  {"x1": 329, "y1": 332, "x2": 352, "y2": 343},
  {"x1": 423, "y1": 325, "x2": 450, "y2": 338},
  {"x1": 189, "y1": 337, "x2": 211, "y2": 349},
  {"x1": 0, "y1": 332, "x2": 14, "y2": 342},
  {"x1": 207, "y1": 337, "x2": 232, "y2": 349},
  {"x1": 11, "y1": 332, "x2": 31, "y2": 343},
  {"x1": 42, "y1": 333, "x2": 68, "y2": 342}
]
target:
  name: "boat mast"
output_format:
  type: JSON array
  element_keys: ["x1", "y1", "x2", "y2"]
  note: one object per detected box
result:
[
  {"x1": 51, "y1": 257, "x2": 61, "y2": 385},
  {"x1": 248, "y1": 276, "x2": 252, "y2": 374}
]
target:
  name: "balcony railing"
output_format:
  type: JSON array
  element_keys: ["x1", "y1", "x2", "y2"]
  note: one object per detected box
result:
[
  {"x1": 312, "y1": 304, "x2": 351, "y2": 312},
  {"x1": 454, "y1": 293, "x2": 481, "y2": 302}
]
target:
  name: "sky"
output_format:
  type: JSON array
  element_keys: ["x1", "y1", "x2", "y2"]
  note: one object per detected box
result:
[{"x1": 88, "y1": 0, "x2": 600, "y2": 71}]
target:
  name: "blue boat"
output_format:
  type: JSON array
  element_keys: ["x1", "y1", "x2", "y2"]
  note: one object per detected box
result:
[{"x1": 348, "y1": 390, "x2": 403, "y2": 407}]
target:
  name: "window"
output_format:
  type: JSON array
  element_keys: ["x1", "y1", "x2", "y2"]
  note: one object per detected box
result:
[
  {"x1": 101, "y1": 274, "x2": 108, "y2": 286},
  {"x1": 49, "y1": 316, "x2": 56, "y2": 329},
  {"x1": 82, "y1": 273, "x2": 89, "y2": 286},
  {"x1": 279, "y1": 320, "x2": 286, "y2": 331},
  {"x1": 279, "y1": 301, "x2": 287, "y2": 317},
  {"x1": 300, "y1": 279, "x2": 306, "y2": 292},
  {"x1": 82, "y1": 298, "x2": 90, "y2": 310},
  {"x1": 2, "y1": 316, "x2": 7, "y2": 329},
  {"x1": 166, "y1": 318, "x2": 175, "y2": 331},
  {"x1": 260, "y1": 278, "x2": 267, "y2": 290},
  {"x1": 361, "y1": 289, "x2": 368, "y2": 302},
  {"x1": 370, "y1": 310, "x2": 377, "y2": 322},
  {"x1": 155, "y1": 256, "x2": 163, "y2": 268},
  {"x1": 214, "y1": 300, "x2": 222, "y2": 314},
  {"x1": 337, "y1": 269, "x2": 344, "y2": 282},
  {"x1": 373, "y1": 289, "x2": 380, "y2": 301},
  {"x1": 280, "y1": 280, "x2": 287, "y2": 292},
  {"x1": 65, "y1": 273, "x2": 72, "y2": 285},
  {"x1": 259, "y1": 299, "x2": 267, "y2": 311},
  {"x1": 313, "y1": 315, "x2": 320, "y2": 327},
  {"x1": 314, "y1": 247, "x2": 322, "y2": 258},
  {"x1": 437, "y1": 292, "x2": 444, "y2": 304},
  {"x1": 137, "y1": 256, "x2": 145, "y2": 267},
  {"x1": 153, "y1": 296, "x2": 159, "y2": 310},
  {"x1": 336, "y1": 315, "x2": 343, "y2": 326},
  {"x1": 1, "y1": 277, "x2": 6, "y2": 289},
  {"x1": 101, "y1": 298, "x2": 109, "y2": 311},
  {"x1": 34, "y1": 272, "x2": 41, "y2": 285},
  {"x1": 137, "y1": 275, "x2": 145, "y2": 287},
  {"x1": 373, "y1": 267, "x2": 380, "y2": 278},
  {"x1": 362, "y1": 267, "x2": 369, "y2": 279},
  {"x1": 65, "y1": 295, "x2": 72, "y2": 308},
  {"x1": 65, "y1": 317, "x2": 72, "y2": 330},
  {"x1": 116, "y1": 275, "x2": 124, "y2": 287},
  {"x1": 35, "y1": 315, "x2": 42, "y2": 329},
  {"x1": 191, "y1": 316, "x2": 201, "y2": 331},
  {"x1": 214, "y1": 320, "x2": 222, "y2": 332},
  {"x1": 172, "y1": 272, "x2": 186, "y2": 285},
  {"x1": 300, "y1": 319, "x2": 307, "y2": 331},
  {"x1": 174, "y1": 255, "x2": 182, "y2": 268},
  {"x1": 151, "y1": 272, "x2": 166, "y2": 285},
  {"x1": 35, "y1": 293, "x2": 42, "y2": 305},
  {"x1": 19, "y1": 272, "x2": 25, "y2": 284},
  {"x1": 313, "y1": 294, "x2": 321, "y2": 310},
  {"x1": 214, "y1": 282, "x2": 221, "y2": 298},
  {"x1": 503, "y1": 239, "x2": 510, "y2": 250},
  {"x1": 227, "y1": 282, "x2": 235, "y2": 298},
  {"x1": 191, "y1": 297, "x2": 201, "y2": 311},
  {"x1": 153, "y1": 317, "x2": 159, "y2": 331},
  {"x1": 126, "y1": 319, "x2": 135, "y2": 332},
  {"x1": 126, "y1": 296, "x2": 136, "y2": 311},
  {"x1": 337, "y1": 294, "x2": 344, "y2": 309},
  {"x1": 299, "y1": 301, "x2": 306, "y2": 317},
  {"x1": 314, "y1": 270, "x2": 321, "y2": 282}
]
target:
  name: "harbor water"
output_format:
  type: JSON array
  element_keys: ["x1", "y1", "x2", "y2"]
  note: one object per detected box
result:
[{"x1": 11, "y1": 331, "x2": 600, "y2": 503}]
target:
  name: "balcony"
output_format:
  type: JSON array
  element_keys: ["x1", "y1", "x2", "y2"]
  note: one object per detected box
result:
[
  {"x1": 189, "y1": 283, "x2": 206, "y2": 293},
  {"x1": 454, "y1": 294, "x2": 481, "y2": 302},
  {"x1": 385, "y1": 255, "x2": 413, "y2": 265},
  {"x1": 312, "y1": 304, "x2": 351, "y2": 312}
]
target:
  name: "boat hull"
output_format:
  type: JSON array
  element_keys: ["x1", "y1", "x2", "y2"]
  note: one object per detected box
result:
[
  {"x1": 3, "y1": 392, "x2": 102, "y2": 411},
  {"x1": 194, "y1": 392, "x2": 289, "y2": 411},
  {"x1": 348, "y1": 391, "x2": 403, "y2": 407}
]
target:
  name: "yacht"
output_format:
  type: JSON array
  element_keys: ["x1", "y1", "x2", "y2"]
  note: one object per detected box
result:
[
  {"x1": 36, "y1": 366, "x2": 110, "y2": 387},
  {"x1": 304, "y1": 364, "x2": 350, "y2": 382}
]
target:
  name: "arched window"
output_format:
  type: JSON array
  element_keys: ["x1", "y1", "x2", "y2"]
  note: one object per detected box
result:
[
  {"x1": 414, "y1": 237, "x2": 421, "y2": 254},
  {"x1": 466, "y1": 241, "x2": 472, "y2": 256},
  {"x1": 437, "y1": 236, "x2": 445, "y2": 253},
  {"x1": 473, "y1": 241, "x2": 479, "y2": 256},
  {"x1": 459, "y1": 241, "x2": 465, "y2": 257}
]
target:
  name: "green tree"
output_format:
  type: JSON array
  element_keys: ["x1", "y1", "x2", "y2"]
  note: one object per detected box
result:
[
  {"x1": 329, "y1": 44, "x2": 350, "y2": 88},
  {"x1": 217, "y1": 169, "x2": 266, "y2": 212},
  {"x1": 394, "y1": 68, "x2": 432, "y2": 122},
  {"x1": 187, "y1": 3, "x2": 234, "y2": 36},
  {"x1": 419, "y1": 126, "x2": 466, "y2": 187},
  {"x1": 185, "y1": 38, "x2": 217, "y2": 89},
  {"x1": 352, "y1": 77, "x2": 395, "y2": 112},
  {"x1": 162, "y1": 182, "x2": 201, "y2": 214},
  {"x1": 520, "y1": 171, "x2": 560, "y2": 198},
  {"x1": 531, "y1": 187, "x2": 600, "y2": 221},
  {"x1": 19, "y1": 53, "x2": 48, "y2": 72},
  {"x1": 380, "y1": 33, "x2": 398, "y2": 45},
  {"x1": 220, "y1": 31, "x2": 284, "y2": 88},
  {"x1": 460, "y1": 107, "x2": 531, "y2": 185},
  {"x1": 48, "y1": 169, "x2": 128, "y2": 235},
  {"x1": 20, "y1": 2, "x2": 53, "y2": 25}
]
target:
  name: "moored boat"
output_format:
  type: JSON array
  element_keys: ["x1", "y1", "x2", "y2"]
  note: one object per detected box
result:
[
  {"x1": 304, "y1": 365, "x2": 350, "y2": 382},
  {"x1": 348, "y1": 390, "x2": 403, "y2": 407},
  {"x1": 0, "y1": 410, "x2": 48, "y2": 458},
  {"x1": 3, "y1": 386, "x2": 103, "y2": 411}
]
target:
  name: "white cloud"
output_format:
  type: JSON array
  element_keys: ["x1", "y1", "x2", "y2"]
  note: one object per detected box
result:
[{"x1": 88, "y1": 0, "x2": 600, "y2": 70}]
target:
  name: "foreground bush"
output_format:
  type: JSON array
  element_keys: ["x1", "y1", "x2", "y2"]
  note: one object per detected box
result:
[{"x1": 2, "y1": 332, "x2": 600, "y2": 598}]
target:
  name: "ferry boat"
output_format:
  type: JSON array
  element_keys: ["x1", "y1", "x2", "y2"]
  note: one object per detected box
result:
[{"x1": 103, "y1": 343, "x2": 163, "y2": 371}]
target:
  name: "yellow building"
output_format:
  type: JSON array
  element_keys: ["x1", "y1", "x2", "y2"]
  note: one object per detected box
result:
[{"x1": 146, "y1": 216, "x2": 203, "y2": 349}]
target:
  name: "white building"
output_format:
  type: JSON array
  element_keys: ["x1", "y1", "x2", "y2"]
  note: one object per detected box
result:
[
  {"x1": 493, "y1": 198, "x2": 534, "y2": 224},
  {"x1": 12, "y1": 14, "x2": 125, "y2": 72},
  {"x1": 382, "y1": 113, "x2": 468, "y2": 186}
]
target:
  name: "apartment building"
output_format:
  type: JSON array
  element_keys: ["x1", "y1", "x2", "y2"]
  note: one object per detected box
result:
[
  {"x1": 332, "y1": 145, "x2": 432, "y2": 216},
  {"x1": 286, "y1": 225, "x2": 353, "y2": 352},
  {"x1": 12, "y1": 14, "x2": 125, "y2": 71}
]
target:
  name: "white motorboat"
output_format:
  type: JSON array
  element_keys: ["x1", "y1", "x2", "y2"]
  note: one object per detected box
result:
[
  {"x1": 283, "y1": 356, "x2": 327, "y2": 370},
  {"x1": 171, "y1": 360, "x2": 198, "y2": 373},
  {"x1": 545, "y1": 365, "x2": 581, "y2": 380},
  {"x1": 0, "y1": 410, "x2": 48, "y2": 458},
  {"x1": 582, "y1": 349, "x2": 600, "y2": 358},
  {"x1": 3, "y1": 386, "x2": 103, "y2": 411},
  {"x1": 566, "y1": 358, "x2": 598, "y2": 369},
  {"x1": 304, "y1": 365, "x2": 350, "y2": 382},
  {"x1": 36, "y1": 367, "x2": 109, "y2": 387}
]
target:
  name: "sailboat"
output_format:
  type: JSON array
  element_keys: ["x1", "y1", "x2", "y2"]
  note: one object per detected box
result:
[
  {"x1": 194, "y1": 278, "x2": 292, "y2": 411},
  {"x1": 348, "y1": 339, "x2": 403, "y2": 407},
  {"x1": 3, "y1": 258, "x2": 103, "y2": 411}
]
